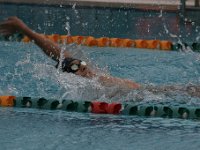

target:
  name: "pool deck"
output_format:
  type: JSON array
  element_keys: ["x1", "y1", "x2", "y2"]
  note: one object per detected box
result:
[{"x1": 0, "y1": 0, "x2": 197, "y2": 10}]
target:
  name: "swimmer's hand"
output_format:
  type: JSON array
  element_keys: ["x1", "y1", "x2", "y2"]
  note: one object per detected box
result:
[
  {"x1": 98, "y1": 75, "x2": 140, "y2": 90},
  {"x1": 0, "y1": 16, "x2": 68, "y2": 61},
  {"x1": 0, "y1": 16, "x2": 28, "y2": 36}
]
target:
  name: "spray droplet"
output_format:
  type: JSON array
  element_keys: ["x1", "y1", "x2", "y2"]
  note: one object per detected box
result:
[
  {"x1": 66, "y1": 16, "x2": 70, "y2": 20},
  {"x1": 72, "y1": 3, "x2": 76, "y2": 9},
  {"x1": 45, "y1": 10, "x2": 48, "y2": 14},
  {"x1": 169, "y1": 33, "x2": 178, "y2": 38},
  {"x1": 192, "y1": 22, "x2": 195, "y2": 26},
  {"x1": 158, "y1": 9, "x2": 163, "y2": 18},
  {"x1": 65, "y1": 22, "x2": 71, "y2": 36},
  {"x1": 196, "y1": 36, "x2": 200, "y2": 42}
]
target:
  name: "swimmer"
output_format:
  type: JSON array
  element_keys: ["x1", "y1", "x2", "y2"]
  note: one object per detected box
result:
[
  {"x1": 0, "y1": 17, "x2": 140, "y2": 92},
  {"x1": 1, "y1": 17, "x2": 200, "y2": 99}
]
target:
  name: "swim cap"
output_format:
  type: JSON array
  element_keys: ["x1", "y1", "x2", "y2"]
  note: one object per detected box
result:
[
  {"x1": 56, "y1": 57, "x2": 83, "y2": 73},
  {"x1": 62, "y1": 58, "x2": 77, "y2": 72}
]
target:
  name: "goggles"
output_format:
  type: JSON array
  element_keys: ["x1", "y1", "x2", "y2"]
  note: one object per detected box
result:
[
  {"x1": 59, "y1": 57, "x2": 87, "y2": 73},
  {"x1": 69, "y1": 61, "x2": 87, "y2": 73}
]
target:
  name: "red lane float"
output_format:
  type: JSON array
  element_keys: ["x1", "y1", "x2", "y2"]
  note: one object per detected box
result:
[
  {"x1": 91, "y1": 101, "x2": 122, "y2": 114},
  {"x1": 1, "y1": 96, "x2": 200, "y2": 119},
  {"x1": 107, "y1": 102, "x2": 122, "y2": 114},
  {"x1": 91, "y1": 101, "x2": 108, "y2": 114}
]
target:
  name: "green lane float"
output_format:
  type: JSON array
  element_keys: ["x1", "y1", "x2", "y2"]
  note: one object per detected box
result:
[
  {"x1": 1, "y1": 96, "x2": 200, "y2": 120},
  {"x1": 192, "y1": 43, "x2": 200, "y2": 52},
  {"x1": 13, "y1": 96, "x2": 91, "y2": 112}
]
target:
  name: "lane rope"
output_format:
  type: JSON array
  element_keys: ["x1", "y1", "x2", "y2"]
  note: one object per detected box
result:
[
  {"x1": 21, "y1": 34, "x2": 200, "y2": 52},
  {"x1": 1, "y1": 96, "x2": 200, "y2": 119},
  {"x1": 1, "y1": 34, "x2": 199, "y2": 51}
]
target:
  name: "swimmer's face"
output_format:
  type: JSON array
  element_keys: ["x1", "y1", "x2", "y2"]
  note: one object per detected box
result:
[{"x1": 69, "y1": 60, "x2": 95, "y2": 78}]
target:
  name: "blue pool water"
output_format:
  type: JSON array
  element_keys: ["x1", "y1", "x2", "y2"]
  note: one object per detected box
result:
[{"x1": 1, "y1": 41, "x2": 200, "y2": 149}]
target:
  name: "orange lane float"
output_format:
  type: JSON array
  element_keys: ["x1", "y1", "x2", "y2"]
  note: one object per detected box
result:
[
  {"x1": 110, "y1": 38, "x2": 122, "y2": 47},
  {"x1": 160, "y1": 40, "x2": 172, "y2": 50},
  {"x1": 71, "y1": 36, "x2": 85, "y2": 45},
  {"x1": 135, "y1": 39, "x2": 148, "y2": 48},
  {"x1": 84, "y1": 36, "x2": 98, "y2": 46},
  {"x1": 146, "y1": 40, "x2": 160, "y2": 49},
  {"x1": 22, "y1": 36, "x2": 30, "y2": 43},
  {"x1": 53, "y1": 35, "x2": 74, "y2": 44},
  {"x1": 96, "y1": 37, "x2": 110, "y2": 47},
  {"x1": 46, "y1": 34, "x2": 60, "y2": 43},
  {"x1": 120, "y1": 39, "x2": 135, "y2": 48},
  {"x1": 0, "y1": 96, "x2": 15, "y2": 107},
  {"x1": 21, "y1": 34, "x2": 174, "y2": 51},
  {"x1": 65, "y1": 36, "x2": 74, "y2": 44},
  {"x1": 60, "y1": 35, "x2": 68, "y2": 43}
]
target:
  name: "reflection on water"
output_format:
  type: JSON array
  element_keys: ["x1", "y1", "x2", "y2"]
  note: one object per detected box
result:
[{"x1": 1, "y1": 107, "x2": 200, "y2": 150}]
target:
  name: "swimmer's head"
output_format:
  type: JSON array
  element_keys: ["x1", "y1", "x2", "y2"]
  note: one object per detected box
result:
[{"x1": 60, "y1": 57, "x2": 95, "y2": 78}]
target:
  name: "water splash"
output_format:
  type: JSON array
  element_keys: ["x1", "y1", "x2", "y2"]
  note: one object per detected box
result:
[
  {"x1": 158, "y1": 9, "x2": 163, "y2": 18},
  {"x1": 72, "y1": 3, "x2": 81, "y2": 24},
  {"x1": 65, "y1": 22, "x2": 71, "y2": 36},
  {"x1": 163, "y1": 23, "x2": 194, "y2": 52}
]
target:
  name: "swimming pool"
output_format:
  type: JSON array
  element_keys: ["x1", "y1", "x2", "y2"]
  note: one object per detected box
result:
[
  {"x1": 1, "y1": 41, "x2": 200, "y2": 149},
  {"x1": 1, "y1": 1, "x2": 200, "y2": 150}
]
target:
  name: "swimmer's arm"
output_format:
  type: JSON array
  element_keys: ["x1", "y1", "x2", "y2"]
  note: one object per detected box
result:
[
  {"x1": 144, "y1": 85, "x2": 200, "y2": 97},
  {"x1": 22, "y1": 27, "x2": 64, "y2": 61},
  {"x1": 0, "y1": 17, "x2": 71, "y2": 61},
  {"x1": 98, "y1": 75, "x2": 140, "y2": 90}
]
